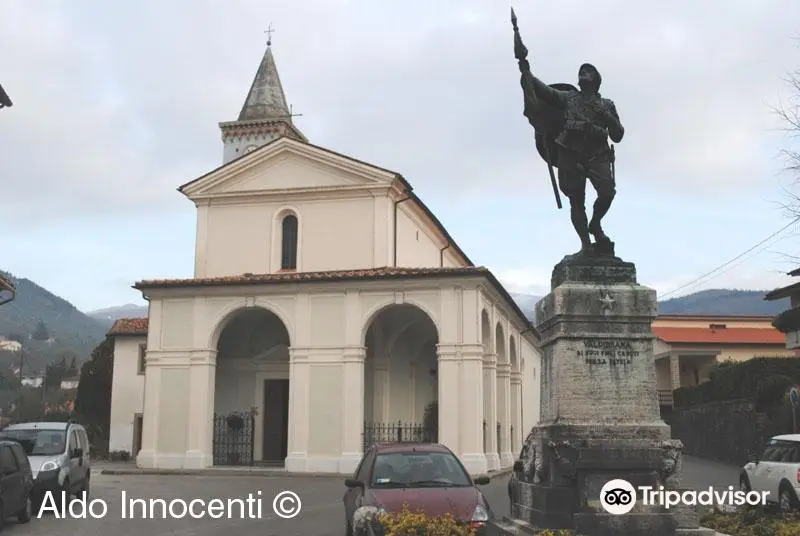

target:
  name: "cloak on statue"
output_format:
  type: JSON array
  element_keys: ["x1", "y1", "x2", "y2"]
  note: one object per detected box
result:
[{"x1": 522, "y1": 81, "x2": 578, "y2": 169}]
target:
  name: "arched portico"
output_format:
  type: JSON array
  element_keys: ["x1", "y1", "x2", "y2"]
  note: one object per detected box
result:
[
  {"x1": 496, "y1": 322, "x2": 513, "y2": 467},
  {"x1": 481, "y1": 310, "x2": 500, "y2": 470},
  {"x1": 213, "y1": 306, "x2": 291, "y2": 466},
  {"x1": 363, "y1": 303, "x2": 439, "y2": 448}
]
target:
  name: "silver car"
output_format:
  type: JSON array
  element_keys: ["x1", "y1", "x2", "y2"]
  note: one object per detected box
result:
[{"x1": 0, "y1": 421, "x2": 91, "y2": 507}]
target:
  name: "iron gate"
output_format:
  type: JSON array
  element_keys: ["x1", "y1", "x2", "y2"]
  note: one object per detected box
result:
[{"x1": 213, "y1": 412, "x2": 255, "y2": 466}]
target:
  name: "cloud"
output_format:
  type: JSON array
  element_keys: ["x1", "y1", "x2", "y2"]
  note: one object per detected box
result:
[
  {"x1": 2, "y1": 0, "x2": 799, "y2": 230},
  {"x1": 2, "y1": 0, "x2": 799, "y2": 310}
]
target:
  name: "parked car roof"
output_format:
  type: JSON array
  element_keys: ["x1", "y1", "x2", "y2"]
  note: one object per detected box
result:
[
  {"x1": 373, "y1": 443, "x2": 451, "y2": 454},
  {"x1": 2, "y1": 422, "x2": 75, "y2": 430},
  {"x1": 771, "y1": 434, "x2": 800, "y2": 442}
]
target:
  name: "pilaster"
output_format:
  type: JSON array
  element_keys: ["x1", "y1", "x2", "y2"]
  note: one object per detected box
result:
[
  {"x1": 285, "y1": 347, "x2": 310, "y2": 472},
  {"x1": 483, "y1": 352, "x2": 500, "y2": 470},
  {"x1": 510, "y1": 371, "x2": 523, "y2": 454},
  {"x1": 438, "y1": 343, "x2": 488, "y2": 475},
  {"x1": 339, "y1": 347, "x2": 366, "y2": 473},
  {"x1": 497, "y1": 362, "x2": 513, "y2": 468},
  {"x1": 184, "y1": 349, "x2": 217, "y2": 468}
]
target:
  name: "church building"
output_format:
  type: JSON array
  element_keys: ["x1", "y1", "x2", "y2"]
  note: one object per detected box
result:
[{"x1": 107, "y1": 41, "x2": 542, "y2": 475}]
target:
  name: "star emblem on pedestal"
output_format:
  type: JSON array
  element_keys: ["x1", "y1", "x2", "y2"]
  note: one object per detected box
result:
[{"x1": 599, "y1": 292, "x2": 615, "y2": 312}]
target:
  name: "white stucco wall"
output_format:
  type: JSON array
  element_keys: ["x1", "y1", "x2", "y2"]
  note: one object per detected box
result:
[
  {"x1": 187, "y1": 139, "x2": 469, "y2": 279},
  {"x1": 520, "y1": 335, "x2": 541, "y2": 440},
  {"x1": 109, "y1": 336, "x2": 146, "y2": 453},
  {"x1": 132, "y1": 276, "x2": 538, "y2": 474}
]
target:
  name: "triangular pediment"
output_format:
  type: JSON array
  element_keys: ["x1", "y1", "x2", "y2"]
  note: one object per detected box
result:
[{"x1": 180, "y1": 137, "x2": 398, "y2": 198}]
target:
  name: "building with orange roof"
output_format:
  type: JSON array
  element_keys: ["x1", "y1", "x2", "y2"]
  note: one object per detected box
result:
[
  {"x1": 652, "y1": 314, "x2": 791, "y2": 407},
  {"x1": 107, "y1": 42, "x2": 541, "y2": 476}
]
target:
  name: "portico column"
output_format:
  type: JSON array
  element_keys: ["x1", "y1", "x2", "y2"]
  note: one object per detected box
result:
[
  {"x1": 285, "y1": 347, "x2": 310, "y2": 473},
  {"x1": 669, "y1": 352, "x2": 681, "y2": 390},
  {"x1": 497, "y1": 362, "x2": 513, "y2": 468},
  {"x1": 483, "y1": 352, "x2": 500, "y2": 470},
  {"x1": 510, "y1": 371, "x2": 523, "y2": 454},
  {"x1": 437, "y1": 343, "x2": 487, "y2": 475},
  {"x1": 183, "y1": 349, "x2": 217, "y2": 469},
  {"x1": 339, "y1": 346, "x2": 366, "y2": 473},
  {"x1": 136, "y1": 350, "x2": 160, "y2": 469}
]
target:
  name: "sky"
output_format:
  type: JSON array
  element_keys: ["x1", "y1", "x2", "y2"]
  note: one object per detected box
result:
[{"x1": 2, "y1": 0, "x2": 800, "y2": 312}]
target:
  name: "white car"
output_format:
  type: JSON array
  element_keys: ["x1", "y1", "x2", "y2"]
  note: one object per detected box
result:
[{"x1": 740, "y1": 434, "x2": 800, "y2": 512}]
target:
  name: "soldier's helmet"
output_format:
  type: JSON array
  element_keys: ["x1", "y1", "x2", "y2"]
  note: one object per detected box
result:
[{"x1": 578, "y1": 63, "x2": 601, "y2": 90}]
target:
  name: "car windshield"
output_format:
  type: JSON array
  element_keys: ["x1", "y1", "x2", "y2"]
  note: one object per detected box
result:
[
  {"x1": 371, "y1": 451, "x2": 472, "y2": 488},
  {"x1": 0, "y1": 429, "x2": 66, "y2": 456}
]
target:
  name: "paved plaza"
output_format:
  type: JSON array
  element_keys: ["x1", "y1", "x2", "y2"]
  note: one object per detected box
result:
[{"x1": 7, "y1": 456, "x2": 739, "y2": 536}]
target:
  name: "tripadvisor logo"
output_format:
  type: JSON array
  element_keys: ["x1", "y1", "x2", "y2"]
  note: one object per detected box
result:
[
  {"x1": 600, "y1": 479, "x2": 636, "y2": 515},
  {"x1": 599, "y1": 479, "x2": 770, "y2": 515}
]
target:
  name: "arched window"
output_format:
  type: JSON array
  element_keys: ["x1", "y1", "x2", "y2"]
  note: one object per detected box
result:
[{"x1": 281, "y1": 214, "x2": 298, "y2": 270}]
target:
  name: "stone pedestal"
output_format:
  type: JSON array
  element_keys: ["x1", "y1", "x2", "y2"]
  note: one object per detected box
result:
[{"x1": 498, "y1": 253, "x2": 702, "y2": 535}]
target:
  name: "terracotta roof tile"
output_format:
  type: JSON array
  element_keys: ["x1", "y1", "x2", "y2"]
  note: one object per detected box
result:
[
  {"x1": 108, "y1": 317, "x2": 148, "y2": 336},
  {"x1": 131, "y1": 266, "x2": 537, "y2": 338},
  {"x1": 652, "y1": 326, "x2": 785, "y2": 345},
  {"x1": 134, "y1": 266, "x2": 486, "y2": 288}
]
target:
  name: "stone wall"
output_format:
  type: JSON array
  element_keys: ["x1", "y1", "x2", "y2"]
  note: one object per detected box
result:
[{"x1": 663, "y1": 400, "x2": 795, "y2": 466}]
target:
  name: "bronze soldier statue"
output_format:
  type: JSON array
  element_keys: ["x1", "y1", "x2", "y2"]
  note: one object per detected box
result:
[{"x1": 511, "y1": 9, "x2": 624, "y2": 257}]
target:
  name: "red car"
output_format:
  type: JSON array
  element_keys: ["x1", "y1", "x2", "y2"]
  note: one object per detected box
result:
[{"x1": 342, "y1": 442, "x2": 493, "y2": 535}]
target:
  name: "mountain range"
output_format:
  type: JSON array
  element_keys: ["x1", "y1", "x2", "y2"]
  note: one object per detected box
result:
[{"x1": 0, "y1": 269, "x2": 792, "y2": 373}]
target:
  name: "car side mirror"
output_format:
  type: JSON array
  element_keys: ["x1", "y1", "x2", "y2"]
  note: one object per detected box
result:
[
  {"x1": 345, "y1": 478, "x2": 364, "y2": 488},
  {"x1": 513, "y1": 461, "x2": 524, "y2": 472},
  {"x1": 473, "y1": 476, "x2": 490, "y2": 485}
]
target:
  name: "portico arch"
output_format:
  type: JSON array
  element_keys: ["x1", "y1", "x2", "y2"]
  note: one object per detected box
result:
[
  {"x1": 213, "y1": 306, "x2": 291, "y2": 466},
  {"x1": 363, "y1": 303, "x2": 439, "y2": 448}
]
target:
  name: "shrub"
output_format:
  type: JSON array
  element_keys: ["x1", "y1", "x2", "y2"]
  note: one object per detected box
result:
[
  {"x1": 755, "y1": 374, "x2": 797, "y2": 409},
  {"x1": 673, "y1": 357, "x2": 800, "y2": 407},
  {"x1": 700, "y1": 506, "x2": 800, "y2": 536},
  {"x1": 376, "y1": 505, "x2": 477, "y2": 536}
]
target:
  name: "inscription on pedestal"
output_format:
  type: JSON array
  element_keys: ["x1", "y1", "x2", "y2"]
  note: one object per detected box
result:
[{"x1": 577, "y1": 339, "x2": 640, "y2": 365}]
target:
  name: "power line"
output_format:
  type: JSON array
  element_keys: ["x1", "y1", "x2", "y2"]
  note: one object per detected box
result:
[
  {"x1": 660, "y1": 216, "x2": 800, "y2": 300},
  {"x1": 662, "y1": 232, "x2": 791, "y2": 298}
]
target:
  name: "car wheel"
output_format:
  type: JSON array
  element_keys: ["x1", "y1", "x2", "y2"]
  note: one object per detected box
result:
[
  {"x1": 779, "y1": 486, "x2": 797, "y2": 513},
  {"x1": 79, "y1": 474, "x2": 90, "y2": 498},
  {"x1": 17, "y1": 495, "x2": 32, "y2": 523},
  {"x1": 739, "y1": 475, "x2": 751, "y2": 492},
  {"x1": 61, "y1": 479, "x2": 70, "y2": 514}
]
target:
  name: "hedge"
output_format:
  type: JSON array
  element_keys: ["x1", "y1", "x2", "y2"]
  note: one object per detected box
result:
[{"x1": 673, "y1": 357, "x2": 800, "y2": 408}]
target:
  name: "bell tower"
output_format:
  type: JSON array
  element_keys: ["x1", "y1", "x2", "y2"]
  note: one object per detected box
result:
[{"x1": 219, "y1": 29, "x2": 305, "y2": 164}]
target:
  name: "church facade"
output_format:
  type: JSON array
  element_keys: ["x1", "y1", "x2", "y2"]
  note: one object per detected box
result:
[{"x1": 107, "y1": 42, "x2": 541, "y2": 475}]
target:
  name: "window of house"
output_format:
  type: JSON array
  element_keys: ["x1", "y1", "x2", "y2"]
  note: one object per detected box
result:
[
  {"x1": 138, "y1": 344, "x2": 146, "y2": 374},
  {"x1": 281, "y1": 214, "x2": 298, "y2": 270}
]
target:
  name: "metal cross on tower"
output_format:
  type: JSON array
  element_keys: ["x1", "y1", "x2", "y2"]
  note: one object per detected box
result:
[{"x1": 265, "y1": 24, "x2": 274, "y2": 46}]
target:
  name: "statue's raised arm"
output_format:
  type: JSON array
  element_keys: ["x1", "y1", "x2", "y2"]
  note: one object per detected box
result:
[{"x1": 511, "y1": 8, "x2": 568, "y2": 114}]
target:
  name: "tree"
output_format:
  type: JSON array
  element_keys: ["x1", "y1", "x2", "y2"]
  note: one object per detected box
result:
[
  {"x1": 32, "y1": 320, "x2": 49, "y2": 341},
  {"x1": 44, "y1": 359, "x2": 66, "y2": 391},
  {"x1": 75, "y1": 337, "x2": 113, "y2": 450}
]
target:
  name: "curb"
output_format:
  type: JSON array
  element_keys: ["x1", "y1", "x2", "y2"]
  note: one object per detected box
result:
[
  {"x1": 100, "y1": 468, "x2": 344, "y2": 478},
  {"x1": 101, "y1": 467, "x2": 515, "y2": 479}
]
